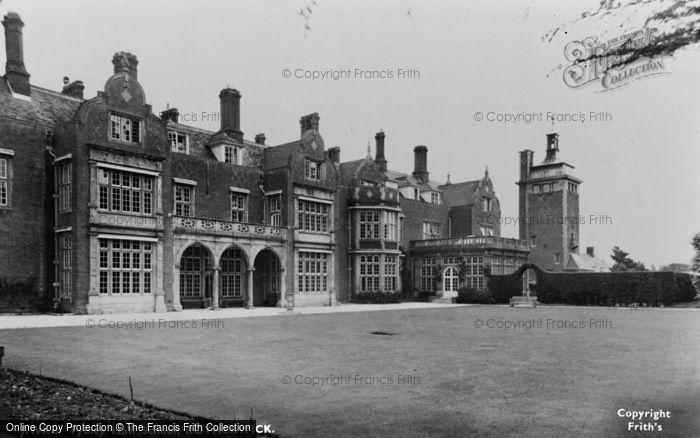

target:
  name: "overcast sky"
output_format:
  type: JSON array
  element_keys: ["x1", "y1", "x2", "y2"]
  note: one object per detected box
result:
[{"x1": 4, "y1": 0, "x2": 699, "y2": 268}]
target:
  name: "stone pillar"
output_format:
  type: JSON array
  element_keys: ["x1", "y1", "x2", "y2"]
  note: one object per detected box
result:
[
  {"x1": 211, "y1": 266, "x2": 220, "y2": 310},
  {"x1": 246, "y1": 267, "x2": 255, "y2": 308},
  {"x1": 277, "y1": 267, "x2": 286, "y2": 308},
  {"x1": 396, "y1": 255, "x2": 402, "y2": 294},
  {"x1": 378, "y1": 254, "x2": 385, "y2": 294},
  {"x1": 328, "y1": 252, "x2": 336, "y2": 306},
  {"x1": 154, "y1": 239, "x2": 167, "y2": 312},
  {"x1": 172, "y1": 264, "x2": 183, "y2": 311}
]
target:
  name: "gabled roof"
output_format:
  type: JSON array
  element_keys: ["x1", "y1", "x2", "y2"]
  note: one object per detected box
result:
[
  {"x1": 439, "y1": 180, "x2": 480, "y2": 207},
  {"x1": 566, "y1": 253, "x2": 610, "y2": 272},
  {"x1": 385, "y1": 169, "x2": 443, "y2": 191},
  {"x1": 0, "y1": 82, "x2": 82, "y2": 128}
]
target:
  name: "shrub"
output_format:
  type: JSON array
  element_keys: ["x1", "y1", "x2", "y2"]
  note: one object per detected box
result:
[
  {"x1": 0, "y1": 277, "x2": 45, "y2": 313},
  {"x1": 456, "y1": 287, "x2": 494, "y2": 304},
  {"x1": 354, "y1": 291, "x2": 402, "y2": 304},
  {"x1": 414, "y1": 290, "x2": 437, "y2": 302}
]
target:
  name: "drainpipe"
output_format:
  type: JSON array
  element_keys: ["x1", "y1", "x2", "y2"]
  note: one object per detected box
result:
[{"x1": 46, "y1": 135, "x2": 59, "y2": 311}]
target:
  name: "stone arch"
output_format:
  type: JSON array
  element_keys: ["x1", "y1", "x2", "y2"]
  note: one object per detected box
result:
[
  {"x1": 252, "y1": 248, "x2": 283, "y2": 307},
  {"x1": 178, "y1": 243, "x2": 215, "y2": 308},
  {"x1": 215, "y1": 243, "x2": 251, "y2": 269},
  {"x1": 219, "y1": 245, "x2": 250, "y2": 307},
  {"x1": 175, "y1": 240, "x2": 216, "y2": 267}
]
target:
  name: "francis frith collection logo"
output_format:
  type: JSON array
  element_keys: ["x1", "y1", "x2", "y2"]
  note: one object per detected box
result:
[{"x1": 563, "y1": 27, "x2": 668, "y2": 91}]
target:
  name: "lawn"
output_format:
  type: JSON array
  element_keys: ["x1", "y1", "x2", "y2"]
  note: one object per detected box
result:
[{"x1": 1, "y1": 306, "x2": 699, "y2": 437}]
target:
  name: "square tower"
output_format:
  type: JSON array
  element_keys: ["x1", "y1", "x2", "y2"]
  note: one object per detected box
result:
[{"x1": 518, "y1": 133, "x2": 582, "y2": 271}]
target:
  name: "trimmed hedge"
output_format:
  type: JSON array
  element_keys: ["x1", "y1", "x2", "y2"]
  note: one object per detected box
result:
[
  {"x1": 456, "y1": 287, "x2": 494, "y2": 304},
  {"x1": 488, "y1": 264, "x2": 698, "y2": 306},
  {"x1": 354, "y1": 291, "x2": 402, "y2": 304}
]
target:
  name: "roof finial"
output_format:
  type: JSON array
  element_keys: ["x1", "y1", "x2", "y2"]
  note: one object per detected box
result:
[
  {"x1": 485, "y1": 165, "x2": 489, "y2": 177},
  {"x1": 446, "y1": 173, "x2": 451, "y2": 185},
  {"x1": 367, "y1": 141, "x2": 371, "y2": 157}
]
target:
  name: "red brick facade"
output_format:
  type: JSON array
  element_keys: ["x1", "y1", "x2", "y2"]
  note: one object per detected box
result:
[{"x1": 0, "y1": 13, "x2": 532, "y2": 313}]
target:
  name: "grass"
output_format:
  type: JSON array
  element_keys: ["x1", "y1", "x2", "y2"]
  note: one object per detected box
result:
[{"x1": 1, "y1": 306, "x2": 699, "y2": 437}]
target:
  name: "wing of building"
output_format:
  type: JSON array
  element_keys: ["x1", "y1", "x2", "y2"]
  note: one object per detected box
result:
[{"x1": 0, "y1": 13, "x2": 532, "y2": 314}]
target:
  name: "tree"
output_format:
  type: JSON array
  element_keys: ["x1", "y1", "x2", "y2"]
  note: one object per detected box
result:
[
  {"x1": 659, "y1": 263, "x2": 691, "y2": 272},
  {"x1": 610, "y1": 246, "x2": 647, "y2": 271},
  {"x1": 691, "y1": 233, "x2": 700, "y2": 292},
  {"x1": 692, "y1": 233, "x2": 700, "y2": 273}
]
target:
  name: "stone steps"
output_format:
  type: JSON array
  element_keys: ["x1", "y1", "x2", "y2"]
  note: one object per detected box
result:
[{"x1": 510, "y1": 296, "x2": 539, "y2": 308}]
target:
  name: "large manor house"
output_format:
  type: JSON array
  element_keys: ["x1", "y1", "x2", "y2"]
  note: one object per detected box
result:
[{"x1": 0, "y1": 13, "x2": 606, "y2": 314}]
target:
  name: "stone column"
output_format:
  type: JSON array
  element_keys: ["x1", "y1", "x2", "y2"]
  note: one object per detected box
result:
[
  {"x1": 396, "y1": 262, "x2": 402, "y2": 295},
  {"x1": 328, "y1": 252, "x2": 336, "y2": 306},
  {"x1": 172, "y1": 264, "x2": 183, "y2": 311},
  {"x1": 246, "y1": 267, "x2": 255, "y2": 308},
  {"x1": 154, "y1": 239, "x2": 167, "y2": 312},
  {"x1": 211, "y1": 266, "x2": 220, "y2": 309},
  {"x1": 277, "y1": 267, "x2": 286, "y2": 308},
  {"x1": 378, "y1": 254, "x2": 385, "y2": 294}
]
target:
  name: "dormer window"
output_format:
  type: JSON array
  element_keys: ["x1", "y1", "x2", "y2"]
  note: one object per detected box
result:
[
  {"x1": 430, "y1": 192, "x2": 441, "y2": 205},
  {"x1": 225, "y1": 146, "x2": 240, "y2": 165},
  {"x1": 168, "y1": 131, "x2": 188, "y2": 154},
  {"x1": 110, "y1": 114, "x2": 141, "y2": 144},
  {"x1": 482, "y1": 197, "x2": 493, "y2": 212},
  {"x1": 304, "y1": 158, "x2": 321, "y2": 181}
]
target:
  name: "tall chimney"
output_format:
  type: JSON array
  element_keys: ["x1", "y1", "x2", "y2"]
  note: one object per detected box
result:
[
  {"x1": 61, "y1": 77, "x2": 84, "y2": 99},
  {"x1": 160, "y1": 108, "x2": 179, "y2": 123},
  {"x1": 219, "y1": 88, "x2": 243, "y2": 142},
  {"x1": 111, "y1": 51, "x2": 138, "y2": 80},
  {"x1": 412, "y1": 145, "x2": 428, "y2": 183},
  {"x1": 374, "y1": 130, "x2": 387, "y2": 173},
  {"x1": 519, "y1": 149, "x2": 533, "y2": 180},
  {"x1": 545, "y1": 133, "x2": 559, "y2": 161},
  {"x1": 299, "y1": 113, "x2": 320, "y2": 136},
  {"x1": 3, "y1": 12, "x2": 30, "y2": 96},
  {"x1": 328, "y1": 147, "x2": 340, "y2": 163},
  {"x1": 518, "y1": 149, "x2": 534, "y2": 241}
]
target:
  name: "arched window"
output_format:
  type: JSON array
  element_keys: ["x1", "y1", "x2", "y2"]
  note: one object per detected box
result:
[
  {"x1": 221, "y1": 247, "x2": 246, "y2": 298},
  {"x1": 180, "y1": 245, "x2": 212, "y2": 298},
  {"x1": 443, "y1": 267, "x2": 459, "y2": 293}
]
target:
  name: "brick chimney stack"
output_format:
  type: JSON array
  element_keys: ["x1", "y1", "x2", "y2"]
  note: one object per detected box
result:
[
  {"x1": 300, "y1": 113, "x2": 320, "y2": 136},
  {"x1": 111, "y1": 51, "x2": 138, "y2": 80},
  {"x1": 374, "y1": 130, "x2": 387, "y2": 173},
  {"x1": 519, "y1": 149, "x2": 533, "y2": 180},
  {"x1": 586, "y1": 247, "x2": 595, "y2": 257},
  {"x1": 219, "y1": 88, "x2": 243, "y2": 142},
  {"x1": 327, "y1": 147, "x2": 340, "y2": 163},
  {"x1": 61, "y1": 76, "x2": 84, "y2": 99},
  {"x1": 412, "y1": 145, "x2": 429, "y2": 183},
  {"x1": 3, "y1": 12, "x2": 30, "y2": 96},
  {"x1": 255, "y1": 133, "x2": 266, "y2": 145},
  {"x1": 160, "y1": 108, "x2": 179, "y2": 123}
]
